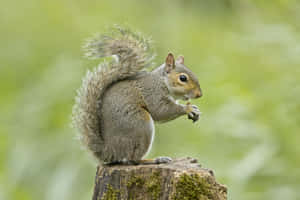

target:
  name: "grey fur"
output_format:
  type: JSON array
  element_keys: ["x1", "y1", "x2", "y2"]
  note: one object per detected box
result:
[{"x1": 72, "y1": 26, "x2": 201, "y2": 163}]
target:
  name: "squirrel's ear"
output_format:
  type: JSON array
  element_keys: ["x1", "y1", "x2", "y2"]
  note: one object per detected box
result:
[
  {"x1": 176, "y1": 55, "x2": 184, "y2": 64},
  {"x1": 165, "y1": 53, "x2": 175, "y2": 73}
]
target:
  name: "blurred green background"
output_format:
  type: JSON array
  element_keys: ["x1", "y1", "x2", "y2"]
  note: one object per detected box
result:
[{"x1": 1, "y1": 0, "x2": 300, "y2": 199}]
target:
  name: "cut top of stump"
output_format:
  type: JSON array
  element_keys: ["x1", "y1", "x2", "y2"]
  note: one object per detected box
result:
[{"x1": 93, "y1": 157, "x2": 227, "y2": 200}]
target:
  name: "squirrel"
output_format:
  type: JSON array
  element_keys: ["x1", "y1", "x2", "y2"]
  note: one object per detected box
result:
[{"x1": 72, "y1": 26, "x2": 202, "y2": 165}]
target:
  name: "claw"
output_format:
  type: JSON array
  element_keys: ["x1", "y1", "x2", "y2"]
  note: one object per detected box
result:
[
  {"x1": 188, "y1": 111, "x2": 199, "y2": 122},
  {"x1": 186, "y1": 104, "x2": 201, "y2": 123},
  {"x1": 155, "y1": 156, "x2": 172, "y2": 164}
]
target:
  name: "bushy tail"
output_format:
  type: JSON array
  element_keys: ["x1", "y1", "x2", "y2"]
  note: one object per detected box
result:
[{"x1": 72, "y1": 26, "x2": 155, "y2": 158}]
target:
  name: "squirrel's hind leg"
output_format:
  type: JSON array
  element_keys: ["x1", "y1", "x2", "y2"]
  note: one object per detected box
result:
[
  {"x1": 101, "y1": 107, "x2": 155, "y2": 164},
  {"x1": 105, "y1": 157, "x2": 172, "y2": 166},
  {"x1": 138, "y1": 157, "x2": 172, "y2": 165},
  {"x1": 104, "y1": 159, "x2": 140, "y2": 166}
]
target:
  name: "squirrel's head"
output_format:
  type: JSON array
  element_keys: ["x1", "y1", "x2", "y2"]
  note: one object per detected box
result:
[{"x1": 163, "y1": 53, "x2": 202, "y2": 101}]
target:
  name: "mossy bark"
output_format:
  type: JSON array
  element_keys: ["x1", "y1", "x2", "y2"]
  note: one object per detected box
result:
[{"x1": 92, "y1": 157, "x2": 227, "y2": 200}]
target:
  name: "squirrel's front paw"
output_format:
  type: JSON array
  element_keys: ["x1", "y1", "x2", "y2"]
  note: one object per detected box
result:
[{"x1": 186, "y1": 104, "x2": 201, "y2": 123}]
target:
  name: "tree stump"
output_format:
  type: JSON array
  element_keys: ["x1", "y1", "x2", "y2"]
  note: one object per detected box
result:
[{"x1": 92, "y1": 157, "x2": 227, "y2": 200}]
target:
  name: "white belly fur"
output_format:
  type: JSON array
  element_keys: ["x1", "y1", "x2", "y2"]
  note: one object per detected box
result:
[{"x1": 143, "y1": 116, "x2": 155, "y2": 158}]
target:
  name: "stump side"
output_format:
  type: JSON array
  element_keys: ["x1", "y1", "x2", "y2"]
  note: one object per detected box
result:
[{"x1": 92, "y1": 157, "x2": 227, "y2": 200}]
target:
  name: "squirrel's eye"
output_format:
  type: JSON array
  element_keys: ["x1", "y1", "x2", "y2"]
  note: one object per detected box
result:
[{"x1": 179, "y1": 74, "x2": 187, "y2": 82}]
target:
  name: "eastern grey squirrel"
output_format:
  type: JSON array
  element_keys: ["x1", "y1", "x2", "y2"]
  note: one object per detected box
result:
[{"x1": 72, "y1": 26, "x2": 202, "y2": 164}]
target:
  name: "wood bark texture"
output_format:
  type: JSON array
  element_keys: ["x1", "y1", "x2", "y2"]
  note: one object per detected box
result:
[{"x1": 92, "y1": 157, "x2": 227, "y2": 200}]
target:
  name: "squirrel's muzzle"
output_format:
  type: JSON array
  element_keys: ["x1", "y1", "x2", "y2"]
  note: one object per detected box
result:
[{"x1": 194, "y1": 89, "x2": 202, "y2": 98}]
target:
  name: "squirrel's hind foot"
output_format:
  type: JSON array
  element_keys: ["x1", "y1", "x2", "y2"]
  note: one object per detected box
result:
[
  {"x1": 103, "y1": 157, "x2": 173, "y2": 166},
  {"x1": 154, "y1": 156, "x2": 172, "y2": 164},
  {"x1": 136, "y1": 157, "x2": 172, "y2": 165},
  {"x1": 104, "y1": 159, "x2": 139, "y2": 166}
]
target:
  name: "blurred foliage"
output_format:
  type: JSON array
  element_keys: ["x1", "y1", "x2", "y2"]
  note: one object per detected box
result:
[{"x1": 1, "y1": 0, "x2": 300, "y2": 199}]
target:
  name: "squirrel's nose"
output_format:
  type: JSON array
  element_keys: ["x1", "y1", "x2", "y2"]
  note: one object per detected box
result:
[{"x1": 194, "y1": 89, "x2": 202, "y2": 98}]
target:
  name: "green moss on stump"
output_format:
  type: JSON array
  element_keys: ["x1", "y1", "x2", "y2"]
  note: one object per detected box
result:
[
  {"x1": 145, "y1": 171, "x2": 162, "y2": 199},
  {"x1": 100, "y1": 184, "x2": 120, "y2": 200},
  {"x1": 94, "y1": 158, "x2": 226, "y2": 200},
  {"x1": 172, "y1": 173, "x2": 216, "y2": 200},
  {"x1": 126, "y1": 171, "x2": 162, "y2": 200},
  {"x1": 126, "y1": 175, "x2": 146, "y2": 188}
]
